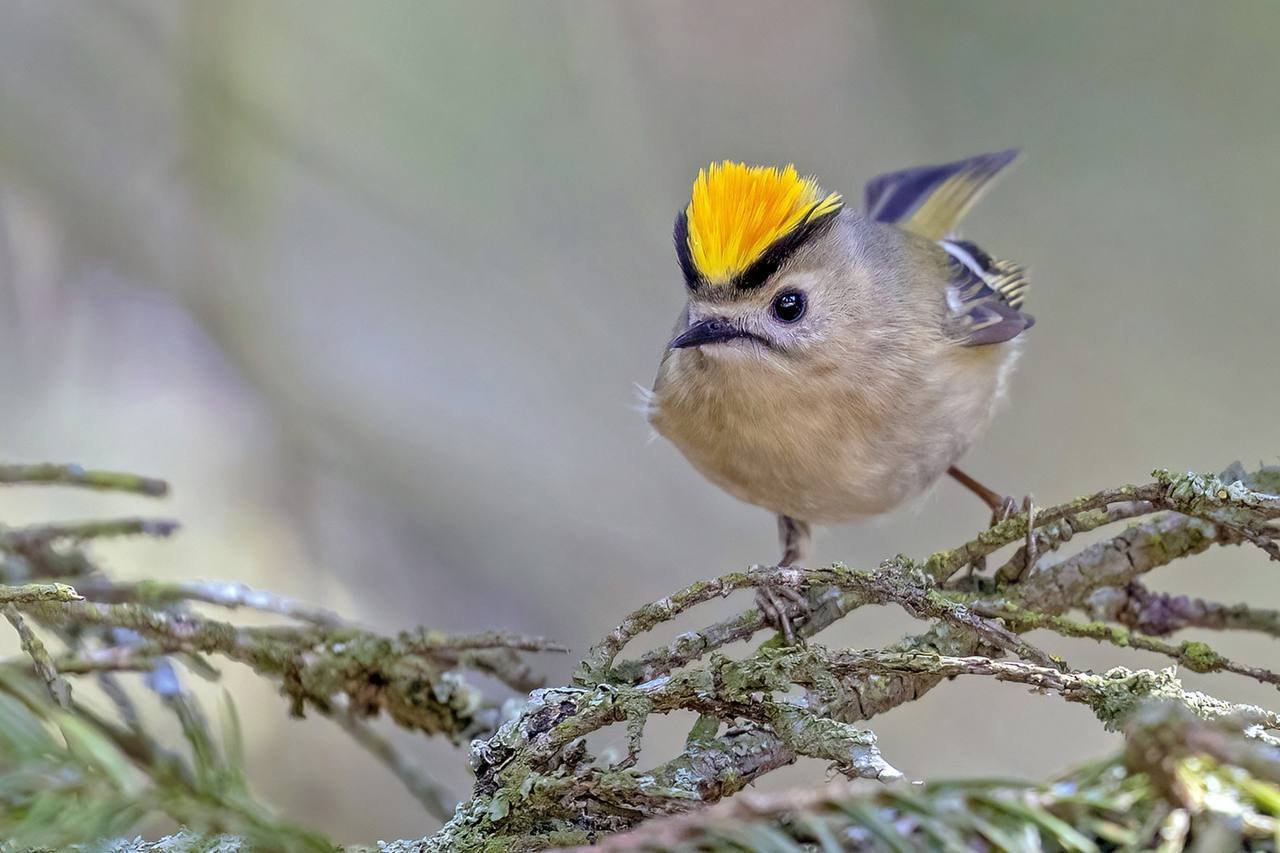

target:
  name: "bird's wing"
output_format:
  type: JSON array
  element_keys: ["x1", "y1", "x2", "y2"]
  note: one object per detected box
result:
[
  {"x1": 863, "y1": 149, "x2": 1018, "y2": 240},
  {"x1": 940, "y1": 238, "x2": 1034, "y2": 346}
]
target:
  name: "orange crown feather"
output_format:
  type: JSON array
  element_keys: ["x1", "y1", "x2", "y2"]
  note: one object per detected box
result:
[{"x1": 679, "y1": 162, "x2": 843, "y2": 287}]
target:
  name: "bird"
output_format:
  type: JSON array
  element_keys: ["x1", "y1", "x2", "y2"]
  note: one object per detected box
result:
[{"x1": 646, "y1": 150, "x2": 1033, "y2": 641}]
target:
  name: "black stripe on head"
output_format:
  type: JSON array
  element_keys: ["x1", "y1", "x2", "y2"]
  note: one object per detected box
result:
[
  {"x1": 733, "y1": 202, "x2": 843, "y2": 291},
  {"x1": 673, "y1": 211, "x2": 703, "y2": 290}
]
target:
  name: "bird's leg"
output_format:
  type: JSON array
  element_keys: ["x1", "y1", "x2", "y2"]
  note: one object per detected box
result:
[
  {"x1": 779, "y1": 515, "x2": 810, "y2": 565},
  {"x1": 947, "y1": 466, "x2": 1019, "y2": 525},
  {"x1": 755, "y1": 515, "x2": 812, "y2": 645},
  {"x1": 948, "y1": 466, "x2": 1039, "y2": 580}
]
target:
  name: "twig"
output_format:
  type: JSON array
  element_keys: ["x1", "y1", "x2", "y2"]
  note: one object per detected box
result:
[
  {"x1": 932, "y1": 468, "x2": 1280, "y2": 585},
  {"x1": 18, "y1": 597, "x2": 558, "y2": 741},
  {"x1": 580, "y1": 563, "x2": 1057, "y2": 684},
  {"x1": 576, "y1": 779, "x2": 864, "y2": 852},
  {"x1": 608, "y1": 585, "x2": 852, "y2": 685},
  {"x1": 0, "y1": 463, "x2": 168, "y2": 497},
  {"x1": 610, "y1": 606, "x2": 769, "y2": 685},
  {"x1": 827, "y1": 652, "x2": 1280, "y2": 733},
  {"x1": 576, "y1": 570, "x2": 760, "y2": 684},
  {"x1": 0, "y1": 582, "x2": 82, "y2": 604},
  {"x1": 1016, "y1": 513, "x2": 1228, "y2": 615},
  {"x1": 833, "y1": 563, "x2": 1059, "y2": 669},
  {"x1": 98, "y1": 671, "x2": 145, "y2": 731},
  {"x1": 69, "y1": 576, "x2": 346, "y2": 627},
  {"x1": 328, "y1": 701, "x2": 456, "y2": 822},
  {"x1": 49, "y1": 644, "x2": 164, "y2": 675},
  {"x1": 925, "y1": 484, "x2": 1163, "y2": 581},
  {"x1": 992, "y1": 500, "x2": 1155, "y2": 586},
  {"x1": 400, "y1": 629, "x2": 569, "y2": 654},
  {"x1": 0, "y1": 518, "x2": 180, "y2": 549},
  {"x1": 4, "y1": 604, "x2": 71, "y2": 707},
  {"x1": 976, "y1": 601, "x2": 1280, "y2": 689},
  {"x1": 1086, "y1": 582, "x2": 1280, "y2": 638}
]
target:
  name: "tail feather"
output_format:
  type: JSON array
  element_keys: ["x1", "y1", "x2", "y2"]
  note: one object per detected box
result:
[{"x1": 863, "y1": 149, "x2": 1019, "y2": 240}]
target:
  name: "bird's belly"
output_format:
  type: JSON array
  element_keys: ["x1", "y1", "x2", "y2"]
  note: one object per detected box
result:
[
  {"x1": 654, "y1": 391, "x2": 971, "y2": 524},
  {"x1": 685, "y1": 425, "x2": 954, "y2": 523},
  {"x1": 650, "y1": 347, "x2": 1013, "y2": 523}
]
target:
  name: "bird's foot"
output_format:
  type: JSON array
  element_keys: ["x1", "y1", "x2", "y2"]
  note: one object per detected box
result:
[
  {"x1": 990, "y1": 493, "x2": 1035, "y2": 548},
  {"x1": 754, "y1": 579, "x2": 809, "y2": 646},
  {"x1": 991, "y1": 494, "x2": 1019, "y2": 525},
  {"x1": 948, "y1": 467, "x2": 1038, "y2": 580}
]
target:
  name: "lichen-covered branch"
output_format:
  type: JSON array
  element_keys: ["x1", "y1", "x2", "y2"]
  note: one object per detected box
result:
[
  {"x1": 1086, "y1": 581, "x2": 1280, "y2": 638},
  {"x1": 0, "y1": 581, "x2": 82, "y2": 604},
  {"x1": 328, "y1": 700, "x2": 457, "y2": 822},
  {"x1": 0, "y1": 517, "x2": 180, "y2": 549},
  {"x1": 4, "y1": 603, "x2": 72, "y2": 707},
  {"x1": 826, "y1": 652, "x2": 1280, "y2": 733},
  {"x1": 577, "y1": 699, "x2": 1280, "y2": 853},
  {"x1": 15, "y1": 598, "x2": 546, "y2": 741},
  {"x1": 2, "y1": 460, "x2": 1279, "y2": 851},
  {"x1": 0, "y1": 462, "x2": 169, "y2": 496},
  {"x1": 973, "y1": 600, "x2": 1280, "y2": 688}
]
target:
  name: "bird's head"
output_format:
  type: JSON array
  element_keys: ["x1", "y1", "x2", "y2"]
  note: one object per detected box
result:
[{"x1": 670, "y1": 161, "x2": 852, "y2": 362}]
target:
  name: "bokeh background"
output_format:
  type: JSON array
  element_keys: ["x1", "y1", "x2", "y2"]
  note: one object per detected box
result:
[{"x1": 1, "y1": 0, "x2": 1278, "y2": 843}]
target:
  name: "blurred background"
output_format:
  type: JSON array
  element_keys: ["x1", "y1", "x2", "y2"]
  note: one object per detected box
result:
[{"x1": 1, "y1": 0, "x2": 1278, "y2": 843}]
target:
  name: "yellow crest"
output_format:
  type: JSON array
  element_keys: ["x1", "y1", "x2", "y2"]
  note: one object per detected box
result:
[{"x1": 683, "y1": 162, "x2": 843, "y2": 286}]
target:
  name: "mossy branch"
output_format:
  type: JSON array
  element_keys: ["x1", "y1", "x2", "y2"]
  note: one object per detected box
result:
[
  {"x1": 1, "y1": 460, "x2": 1278, "y2": 851},
  {"x1": 0, "y1": 462, "x2": 169, "y2": 496}
]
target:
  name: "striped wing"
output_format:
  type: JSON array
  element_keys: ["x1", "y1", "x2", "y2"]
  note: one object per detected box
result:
[
  {"x1": 941, "y1": 239, "x2": 1034, "y2": 346},
  {"x1": 862, "y1": 150, "x2": 1032, "y2": 346}
]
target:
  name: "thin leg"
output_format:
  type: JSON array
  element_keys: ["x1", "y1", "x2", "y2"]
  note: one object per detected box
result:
[
  {"x1": 755, "y1": 515, "x2": 812, "y2": 645},
  {"x1": 948, "y1": 466, "x2": 1018, "y2": 524},
  {"x1": 778, "y1": 515, "x2": 811, "y2": 565}
]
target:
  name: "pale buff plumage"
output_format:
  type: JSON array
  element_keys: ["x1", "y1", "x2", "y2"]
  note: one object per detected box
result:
[
  {"x1": 649, "y1": 152, "x2": 1031, "y2": 568},
  {"x1": 650, "y1": 211, "x2": 1019, "y2": 524}
]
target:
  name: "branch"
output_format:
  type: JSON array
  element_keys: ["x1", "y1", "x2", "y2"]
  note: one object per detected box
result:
[
  {"x1": 0, "y1": 463, "x2": 169, "y2": 496},
  {"x1": 327, "y1": 700, "x2": 456, "y2": 822},
  {"x1": 825, "y1": 652, "x2": 1280, "y2": 733},
  {"x1": 5, "y1": 604, "x2": 71, "y2": 707},
  {"x1": 0, "y1": 582, "x2": 83, "y2": 604},
  {"x1": 579, "y1": 562, "x2": 1057, "y2": 685},
  {"x1": 976, "y1": 601, "x2": 1280, "y2": 688},
  {"x1": 68, "y1": 576, "x2": 346, "y2": 626},
  {"x1": 578, "y1": 699, "x2": 1280, "y2": 853},
  {"x1": 17, "y1": 599, "x2": 539, "y2": 740},
  {"x1": 5, "y1": 460, "x2": 1280, "y2": 851},
  {"x1": 1085, "y1": 581, "x2": 1280, "y2": 638},
  {"x1": 0, "y1": 517, "x2": 180, "y2": 549}
]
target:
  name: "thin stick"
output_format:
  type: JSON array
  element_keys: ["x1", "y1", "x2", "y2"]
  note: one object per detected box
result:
[
  {"x1": 4, "y1": 604, "x2": 71, "y2": 707},
  {"x1": 0, "y1": 463, "x2": 168, "y2": 497},
  {"x1": 0, "y1": 518, "x2": 179, "y2": 549},
  {"x1": 329, "y1": 702, "x2": 455, "y2": 822}
]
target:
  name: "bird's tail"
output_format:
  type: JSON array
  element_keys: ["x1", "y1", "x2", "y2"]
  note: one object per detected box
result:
[{"x1": 862, "y1": 149, "x2": 1019, "y2": 240}]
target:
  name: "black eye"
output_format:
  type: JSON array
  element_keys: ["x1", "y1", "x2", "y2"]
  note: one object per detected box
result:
[{"x1": 772, "y1": 291, "x2": 806, "y2": 323}]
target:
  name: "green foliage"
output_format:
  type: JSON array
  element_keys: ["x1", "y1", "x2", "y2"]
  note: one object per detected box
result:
[
  {"x1": 0, "y1": 673, "x2": 328, "y2": 852},
  {"x1": 593, "y1": 752, "x2": 1280, "y2": 852}
]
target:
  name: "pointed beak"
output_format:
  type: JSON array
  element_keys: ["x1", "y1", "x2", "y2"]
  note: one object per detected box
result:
[{"x1": 668, "y1": 317, "x2": 748, "y2": 349}]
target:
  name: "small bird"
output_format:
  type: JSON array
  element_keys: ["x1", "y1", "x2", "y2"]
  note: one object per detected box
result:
[{"x1": 647, "y1": 150, "x2": 1033, "y2": 638}]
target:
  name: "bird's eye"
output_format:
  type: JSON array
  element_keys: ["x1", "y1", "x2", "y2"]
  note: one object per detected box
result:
[{"x1": 771, "y1": 291, "x2": 806, "y2": 323}]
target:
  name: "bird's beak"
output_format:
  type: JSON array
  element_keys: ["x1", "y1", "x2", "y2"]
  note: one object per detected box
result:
[{"x1": 668, "y1": 317, "x2": 748, "y2": 349}]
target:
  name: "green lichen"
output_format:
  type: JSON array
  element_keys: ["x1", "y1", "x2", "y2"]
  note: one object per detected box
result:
[{"x1": 1177, "y1": 640, "x2": 1227, "y2": 673}]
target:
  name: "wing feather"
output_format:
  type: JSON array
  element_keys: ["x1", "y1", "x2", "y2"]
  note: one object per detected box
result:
[
  {"x1": 864, "y1": 149, "x2": 1019, "y2": 240},
  {"x1": 940, "y1": 239, "x2": 1034, "y2": 347}
]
